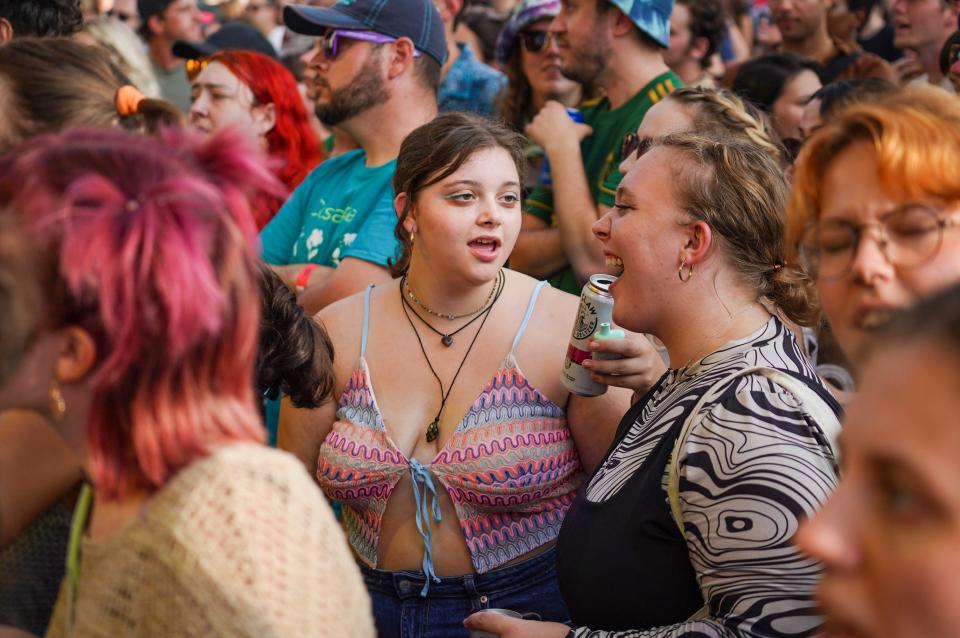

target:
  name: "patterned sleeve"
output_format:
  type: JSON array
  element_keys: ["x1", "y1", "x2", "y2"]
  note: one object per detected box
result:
[{"x1": 571, "y1": 382, "x2": 839, "y2": 638}]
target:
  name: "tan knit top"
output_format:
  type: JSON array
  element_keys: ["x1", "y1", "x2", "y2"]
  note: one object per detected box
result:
[{"x1": 45, "y1": 443, "x2": 374, "y2": 638}]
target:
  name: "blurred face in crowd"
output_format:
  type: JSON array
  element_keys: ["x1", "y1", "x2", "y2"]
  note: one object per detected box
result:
[
  {"x1": 618, "y1": 97, "x2": 693, "y2": 174},
  {"x1": 550, "y1": 0, "x2": 611, "y2": 85},
  {"x1": 306, "y1": 33, "x2": 390, "y2": 126},
  {"x1": 771, "y1": 69, "x2": 821, "y2": 140},
  {"x1": 519, "y1": 18, "x2": 581, "y2": 104},
  {"x1": 827, "y1": 0, "x2": 860, "y2": 43},
  {"x1": 663, "y1": 2, "x2": 696, "y2": 69},
  {"x1": 812, "y1": 141, "x2": 960, "y2": 365},
  {"x1": 769, "y1": 0, "x2": 830, "y2": 44},
  {"x1": 244, "y1": 0, "x2": 279, "y2": 36},
  {"x1": 797, "y1": 340, "x2": 960, "y2": 638},
  {"x1": 663, "y1": 2, "x2": 709, "y2": 71},
  {"x1": 155, "y1": 0, "x2": 202, "y2": 43},
  {"x1": 107, "y1": 0, "x2": 141, "y2": 32},
  {"x1": 189, "y1": 61, "x2": 276, "y2": 147},
  {"x1": 891, "y1": 0, "x2": 959, "y2": 53}
]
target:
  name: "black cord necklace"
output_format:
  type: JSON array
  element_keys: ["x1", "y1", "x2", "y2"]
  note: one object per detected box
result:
[
  {"x1": 399, "y1": 275, "x2": 505, "y2": 443},
  {"x1": 399, "y1": 270, "x2": 504, "y2": 347}
]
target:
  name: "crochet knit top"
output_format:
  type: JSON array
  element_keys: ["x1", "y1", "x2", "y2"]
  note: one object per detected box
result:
[
  {"x1": 318, "y1": 282, "x2": 584, "y2": 590},
  {"x1": 44, "y1": 444, "x2": 374, "y2": 638}
]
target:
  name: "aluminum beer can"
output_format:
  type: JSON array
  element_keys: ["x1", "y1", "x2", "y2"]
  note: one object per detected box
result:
[
  {"x1": 562, "y1": 274, "x2": 617, "y2": 396},
  {"x1": 538, "y1": 108, "x2": 585, "y2": 187}
]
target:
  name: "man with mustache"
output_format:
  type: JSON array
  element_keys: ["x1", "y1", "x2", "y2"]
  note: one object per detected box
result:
[
  {"x1": 509, "y1": 0, "x2": 681, "y2": 294},
  {"x1": 260, "y1": 0, "x2": 444, "y2": 315}
]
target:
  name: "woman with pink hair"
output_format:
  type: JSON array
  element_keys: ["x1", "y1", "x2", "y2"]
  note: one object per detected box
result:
[{"x1": 0, "y1": 127, "x2": 373, "y2": 637}]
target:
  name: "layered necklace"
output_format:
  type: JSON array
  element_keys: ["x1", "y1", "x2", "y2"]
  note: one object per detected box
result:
[
  {"x1": 399, "y1": 271, "x2": 505, "y2": 442},
  {"x1": 401, "y1": 270, "x2": 504, "y2": 347}
]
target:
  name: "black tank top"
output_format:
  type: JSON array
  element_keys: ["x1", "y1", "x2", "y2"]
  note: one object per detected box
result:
[{"x1": 556, "y1": 387, "x2": 704, "y2": 631}]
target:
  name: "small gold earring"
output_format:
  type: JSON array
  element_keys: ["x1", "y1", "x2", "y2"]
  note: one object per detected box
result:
[
  {"x1": 678, "y1": 260, "x2": 694, "y2": 282},
  {"x1": 49, "y1": 380, "x2": 66, "y2": 422}
]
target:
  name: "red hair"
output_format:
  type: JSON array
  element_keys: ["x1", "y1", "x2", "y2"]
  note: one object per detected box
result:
[
  {"x1": 0, "y1": 126, "x2": 286, "y2": 498},
  {"x1": 209, "y1": 50, "x2": 323, "y2": 228}
]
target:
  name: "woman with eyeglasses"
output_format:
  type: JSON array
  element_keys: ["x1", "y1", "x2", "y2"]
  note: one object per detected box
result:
[
  {"x1": 0, "y1": 126, "x2": 374, "y2": 637},
  {"x1": 466, "y1": 131, "x2": 842, "y2": 638},
  {"x1": 494, "y1": 0, "x2": 583, "y2": 193},
  {"x1": 788, "y1": 85, "x2": 960, "y2": 370},
  {"x1": 188, "y1": 49, "x2": 322, "y2": 229}
]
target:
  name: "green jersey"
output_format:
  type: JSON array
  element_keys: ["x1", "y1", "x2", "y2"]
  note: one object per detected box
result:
[{"x1": 523, "y1": 71, "x2": 681, "y2": 294}]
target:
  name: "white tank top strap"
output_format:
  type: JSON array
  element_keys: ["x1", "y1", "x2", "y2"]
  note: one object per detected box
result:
[
  {"x1": 510, "y1": 280, "x2": 550, "y2": 354},
  {"x1": 360, "y1": 284, "x2": 375, "y2": 358}
]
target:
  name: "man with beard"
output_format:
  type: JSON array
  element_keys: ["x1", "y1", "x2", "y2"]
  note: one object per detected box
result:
[
  {"x1": 260, "y1": 0, "x2": 444, "y2": 314},
  {"x1": 509, "y1": 0, "x2": 681, "y2": 294}
]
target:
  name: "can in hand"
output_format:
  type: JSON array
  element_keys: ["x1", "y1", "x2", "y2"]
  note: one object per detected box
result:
[
  {"x1": 562, "y1": 274, "x2": 619, "y2": 396},
  {"x1": 537, "y1": 107, "x2": 585, "y2": 187}
]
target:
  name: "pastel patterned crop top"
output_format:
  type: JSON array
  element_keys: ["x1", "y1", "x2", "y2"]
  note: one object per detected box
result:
[{"x1": 317, "y1": 281, "x2": 584, "y2": 593}]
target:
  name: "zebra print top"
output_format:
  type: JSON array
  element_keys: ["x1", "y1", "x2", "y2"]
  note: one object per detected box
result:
[{"x1": 559, "y1": 317, "x2": 840, "y2": 637}]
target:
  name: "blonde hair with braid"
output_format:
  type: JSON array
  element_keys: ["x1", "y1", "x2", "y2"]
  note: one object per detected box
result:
[{"x1": 667, "y1": 87, "x2": 784, "y2": 163}]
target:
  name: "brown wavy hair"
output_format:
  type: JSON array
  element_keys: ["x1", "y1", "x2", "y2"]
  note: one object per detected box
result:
[{"x1": 658, "y1": 131, "x2": 816, "y2": 326}]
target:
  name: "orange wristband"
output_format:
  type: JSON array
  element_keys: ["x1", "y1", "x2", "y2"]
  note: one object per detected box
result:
[{"x1": 295, "y1": 264, "x2": 318, "y2": 293}]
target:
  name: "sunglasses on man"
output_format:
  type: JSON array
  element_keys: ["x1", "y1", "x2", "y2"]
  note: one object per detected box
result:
[{"x1": 320, "y1": 29, "x2": 422, "y2": 61}]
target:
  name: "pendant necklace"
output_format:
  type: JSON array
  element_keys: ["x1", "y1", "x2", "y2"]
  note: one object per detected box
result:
[
  {"x1": 399, "y1": 275, "x2": 504, "y2": 442},
  {"x1": 399, "y1": 270, "x2": 504, "y2": 347}
]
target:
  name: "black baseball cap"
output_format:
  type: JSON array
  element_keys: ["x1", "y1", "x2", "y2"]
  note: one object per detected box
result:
[
  {"x1": 284, "y1": 0, "x2": 447, "y2": 66},
  {"x1": 172, "y1": 21, "x2": 278, "y2": 59}
]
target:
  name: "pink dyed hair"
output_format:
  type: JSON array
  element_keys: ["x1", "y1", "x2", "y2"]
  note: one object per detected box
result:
[{"x1": 0, "y1": 126, "x2": 286, "y2": 498}]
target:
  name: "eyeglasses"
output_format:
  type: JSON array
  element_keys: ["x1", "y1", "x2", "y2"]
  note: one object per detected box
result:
[
  {"x1": 186, "y1": 56, "x2": 210, "y2": 81},
  {"x1": 620, "y1": 132, "x2": 652, "y2": 163},
  {"x1": 801, "y1": 204, "x2": 960, "y2": 280},
  {"x1": 319, "y1": 29, "x2": 422, "y2": 61},
  {"x1": 518, "y1": 29, "x2": 556, "y2": 53}
]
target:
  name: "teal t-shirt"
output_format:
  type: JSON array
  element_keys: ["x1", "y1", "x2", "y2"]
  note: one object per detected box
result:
[{"x1": 260, "y1": 149, "x2": 400, "y2": 268}]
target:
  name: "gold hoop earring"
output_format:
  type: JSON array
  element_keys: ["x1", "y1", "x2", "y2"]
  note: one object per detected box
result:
[
  {"x1": 678, "y1": 260, "x2": 694, "y2": 282},
  {"x1": 49, "y1": 380, "x2": 66, "y2": 422}
]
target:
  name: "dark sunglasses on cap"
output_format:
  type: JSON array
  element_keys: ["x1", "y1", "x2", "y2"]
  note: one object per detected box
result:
[
  {"x1": 320, "y1": 29, "x2": 422, "y2": 61},
  {"x1": 518, "y1": 29, "x2": 557, "y2": 53},
  {"x1": 620, "y1": 132, "x2": 652, "y2": 162}
]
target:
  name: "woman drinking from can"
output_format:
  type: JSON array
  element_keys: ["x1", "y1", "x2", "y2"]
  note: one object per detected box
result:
[{"x1": 466, "y1": 131, "x2": 842, "y2": 637}]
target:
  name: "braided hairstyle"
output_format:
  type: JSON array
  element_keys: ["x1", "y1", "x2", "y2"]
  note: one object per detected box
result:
[{"x1": 666, "y1": 87, "x2": 784, "y2": 162}]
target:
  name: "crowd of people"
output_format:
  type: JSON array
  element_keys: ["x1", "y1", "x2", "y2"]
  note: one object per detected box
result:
[{"x1": 2, "y1": 0, "x2": 960, "y2": 636}]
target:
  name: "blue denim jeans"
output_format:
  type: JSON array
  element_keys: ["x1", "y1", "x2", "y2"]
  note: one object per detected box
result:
[{"x1": 361, "y1": 546, "x2": 570, "y2": 638}]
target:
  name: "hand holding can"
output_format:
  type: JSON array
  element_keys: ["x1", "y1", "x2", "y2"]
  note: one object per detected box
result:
[{"x1": 562, "y1": 275, "x2": 620, "y2": 396}]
